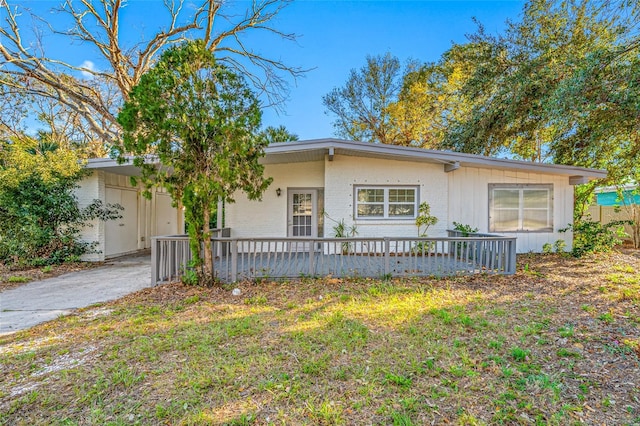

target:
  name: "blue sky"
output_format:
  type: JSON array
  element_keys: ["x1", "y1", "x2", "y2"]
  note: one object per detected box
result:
[
  {"x1": 260, "y1": 0, "x2": 525, "y2": 139},
  {"x1": 16, "y1": 0, "x2": 525, "y2": 140}
]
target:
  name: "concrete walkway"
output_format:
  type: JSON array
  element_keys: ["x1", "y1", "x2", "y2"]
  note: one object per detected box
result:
[{"x1": 0, "y1": 252, "x2": 151, "y2": 334}]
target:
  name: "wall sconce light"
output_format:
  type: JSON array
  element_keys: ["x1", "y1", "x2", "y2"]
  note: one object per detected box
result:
[{"x1": 276, "y1": 188, "x2": 282, "y2": 197}]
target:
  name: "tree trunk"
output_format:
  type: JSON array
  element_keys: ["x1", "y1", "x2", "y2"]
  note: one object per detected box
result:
[{"x1": 202, "y1": 204, "x2": 214, "y2": 285}]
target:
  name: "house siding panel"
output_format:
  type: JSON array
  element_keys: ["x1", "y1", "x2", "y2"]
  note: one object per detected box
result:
[
  {"x1": 448, "y1": 167, "x2": 574, "y2": 253},
  {"x1": 324, "y1": 155, "x2": 449, "y2": 239}
]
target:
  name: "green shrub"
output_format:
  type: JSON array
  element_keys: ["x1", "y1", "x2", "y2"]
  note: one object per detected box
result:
[
  {"x1": 0, "y1": 174, "x2": 122, "y2": 266},
  {"x1": 561, "y1": 218, "x2": 628, "y2": 257}
]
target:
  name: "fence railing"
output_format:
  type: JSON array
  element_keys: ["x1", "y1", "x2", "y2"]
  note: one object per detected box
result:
[{"x1": 151, "y1": 230, "x2": 516, "y2": 285}]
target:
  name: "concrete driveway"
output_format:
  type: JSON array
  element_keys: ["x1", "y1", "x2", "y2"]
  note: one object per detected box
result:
[{"x1": 0, "y1": 252, "x2": 152, "y2": 334}]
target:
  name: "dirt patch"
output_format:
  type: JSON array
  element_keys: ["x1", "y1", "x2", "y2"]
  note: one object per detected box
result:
[{"x1": 0, "y1": 262, "x2": 103, "y2": 292}]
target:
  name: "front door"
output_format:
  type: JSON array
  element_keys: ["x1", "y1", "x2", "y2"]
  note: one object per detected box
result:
[{"x1": 288, "y1": 190, "x2": 317, "y2": 251}]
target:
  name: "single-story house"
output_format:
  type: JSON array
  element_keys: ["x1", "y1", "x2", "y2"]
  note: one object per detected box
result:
[{"x1": 79, "y1": 138, "x2": 606, "y2": 260}]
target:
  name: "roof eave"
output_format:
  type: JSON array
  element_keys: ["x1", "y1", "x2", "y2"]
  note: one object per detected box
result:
[{"x1": 265, "y1": 139, "x2": 608, "y2": 180}]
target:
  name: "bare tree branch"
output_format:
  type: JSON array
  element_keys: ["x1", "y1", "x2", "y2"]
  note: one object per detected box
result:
[{"x1": 0, "y1": 0, "x2": 304, "y2": 154}]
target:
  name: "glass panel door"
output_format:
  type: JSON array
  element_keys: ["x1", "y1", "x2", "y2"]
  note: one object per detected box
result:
[
  {"x1": 292, "y1": 193, "x2": 312, "y2": 236},
  {"x1": 288, "y1": 190, "x2": 317, "y2": 239}
]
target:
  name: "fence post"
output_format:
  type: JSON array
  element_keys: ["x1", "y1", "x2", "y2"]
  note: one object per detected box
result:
[
  {"x1": 309, "y1": 239, "x2": 315, "y2": 276},
  {"x1": 150, "y1": 237, "x2": 158, "y2": 286},
  {"x1": 384, "y1": 237, "x2": 390, "y2": 276},
  {"x1": 508, "y1": 239, "x2": 517, "y2": 275},
  {"x1": 231, "y1": 239, "x2": 238, "y2": 282}
]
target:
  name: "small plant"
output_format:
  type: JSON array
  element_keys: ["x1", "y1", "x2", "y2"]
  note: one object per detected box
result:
[
  {"x1": 8, "y1": 275, "x2": 30, "y2": 283},
  {"x1": 553, "y1": 239, "x2": 566, "y2": 253},
  {"x1": 558, "y1": 324, "x2": 575, "y2": 338},
  {"x1": 598, "y1": 312, "x2": 615, "y2": 324},
  {"x1": 452, "y1": 221, "x2": 478, "y2": 236},
  {"x1": 557, "y1": 348, "x2": 581, "y2": 358},
  {"x1": 412, "y1": 202, "x2": 439, "y2": 254},
  {"x1": 181, "y1": 260, "x2": 200, "y2": 286},
  {"x1": 452, "y1": 222, "x2": 478, "y2": 257},
  {"x1": 42, "y1": 265, "x2": 53, "y2": 273},
  {"x1": 544, "y1": 239, "x2": 567, "y2": 254},
  {"x1": 323, "y1": 211, "x2": 357, "y2": 238},
  {"x1": 245, "y1": 295, "x2": 268, "y2": 305},
  {"x1": 323, "y1": 211, "x2": 358, "y2": 253},
  {"x1": 415, "y1": 202, "x2": 438, "y2": 237},
  {"x1": 384, "y1": 372, "x2": 413, "y2": 389},
  {"x1": 510, "y1": 346, "x2": 530, "y2": 362}
]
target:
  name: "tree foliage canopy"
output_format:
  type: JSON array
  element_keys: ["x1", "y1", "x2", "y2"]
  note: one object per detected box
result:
[
  {"x1": 325, "y1": 0, "x2": 639, "y2": 215},
  {"x1": 117, "y1": 40, "x2": 272, "y2": 284},
  {"x1": 322, "y1": 53, "x2": 413, "y2": 145},
  {"x1": 0, "y1": 136, "x2": 121, "y2": 265},
  {"x1": 442, "y1": 0, "x2": 640, "y2": 211},
  {"x1": 261, "y1": 125, "x2": 299, "y2": 143}
]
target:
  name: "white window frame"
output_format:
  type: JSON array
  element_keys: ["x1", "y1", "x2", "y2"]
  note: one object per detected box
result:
[
  {"x1": 489, "y1": 183, "x2": 553, "y2": 233},
  {"x1": 354, "y1": 186, "x2": 419, "y2": 220}
]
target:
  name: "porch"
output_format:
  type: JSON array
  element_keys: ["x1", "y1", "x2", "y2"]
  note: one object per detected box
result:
[{"x1": 151, "y1": 231, "x2": 517, "y2": 285}]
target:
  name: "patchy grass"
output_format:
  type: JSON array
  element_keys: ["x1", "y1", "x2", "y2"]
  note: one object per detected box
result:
[
  {"x1": 1, "y1": 252, "x2": 639, "y2": 425},
  {"x1": 6, "y1": 276, "x2": 30, "y2": 284}
]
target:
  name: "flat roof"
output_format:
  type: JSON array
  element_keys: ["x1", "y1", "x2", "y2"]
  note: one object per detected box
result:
[{"x1": 87, "y1": 138, "x2": 607, "y2": 181}]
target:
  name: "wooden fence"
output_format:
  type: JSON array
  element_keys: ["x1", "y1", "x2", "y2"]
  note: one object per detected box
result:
[{"x1": 151, "y1": 231, "x2": 516, "y2": 285}]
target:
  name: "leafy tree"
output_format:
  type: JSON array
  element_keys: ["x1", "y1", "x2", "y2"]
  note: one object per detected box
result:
[
  {"x1": 438, "y1": 0, "x2": 639, "y2": 216},
  {"x1": 0, "y1": 136, "x2": 121, "y2": 265},
  {"x1": 0, "y1": 0, "x2": 303, "y2": 153},
  {"x1": 118, "y1": 40, "x2": 271, "y2": 285},
  {"x1": 386, "y1": 44, "x2": 479, "y2": 149},
  {"x1": 323, "y1": 53, "x2": 414, "y2": 144},
  {"x1": 261, "y1": 125, "x2": 298, "y2": 143},
  {"x1": 323, "y1": 51, "x2": 469, "y2": 149}
]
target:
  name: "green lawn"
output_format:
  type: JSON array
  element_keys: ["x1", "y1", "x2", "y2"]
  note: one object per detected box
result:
[{"x1": 1, "y1": 252, "x2": 639, "y2": 425}]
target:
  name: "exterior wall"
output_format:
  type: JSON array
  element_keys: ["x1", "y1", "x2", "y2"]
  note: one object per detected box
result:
[
  {"x1": 77, "y1": 171, "x2": 183, "y2": 261},
  {"x1": 222, "y1": 156, "x2": 577, "y2": 254},
  {"x1": 324, "y1": 155, "x2": 449, "y2": 239},
  {"x1": 77, "y1": 171, "x2": 106, "y2": 261},
  {"x1": 226, "y1": 161, "x2": 325, "y2": 238},
  {"x1": 448, "y1": 167, "x2": 574, "y2": 253}
]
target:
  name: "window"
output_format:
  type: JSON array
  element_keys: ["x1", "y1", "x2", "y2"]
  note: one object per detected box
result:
[
  {"x1": 355, "y1": 186, "x2": 418, "y2": 219},
  {"x1": 489, "y1": 184, "x2": 553, "y2": 232}
]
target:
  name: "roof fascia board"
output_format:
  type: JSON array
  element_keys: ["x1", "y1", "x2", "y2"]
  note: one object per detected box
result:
[{"x1": 265, "y1": 139, "x2": 607, "y2": 179}]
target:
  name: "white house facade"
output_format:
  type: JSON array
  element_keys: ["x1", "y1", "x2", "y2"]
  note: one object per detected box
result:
[
  {"x1": 81, "y1": 138, "x2": 606, "y2": 261},
  {"x1": 226, "y1": 139, "x2": 606, "y2": 254}
]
